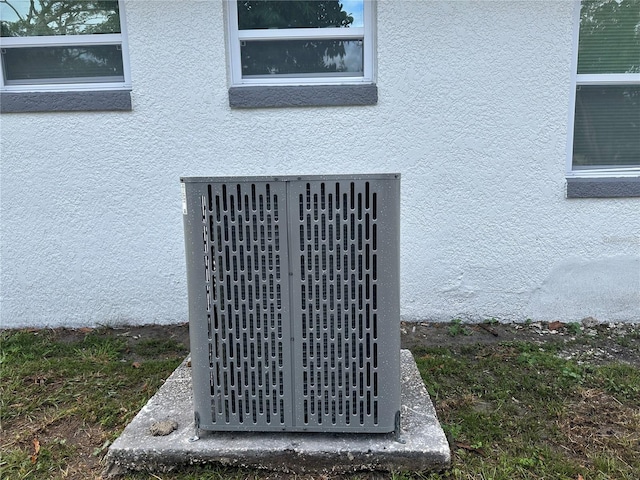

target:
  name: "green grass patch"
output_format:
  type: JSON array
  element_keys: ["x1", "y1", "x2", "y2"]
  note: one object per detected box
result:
[
  {"x1": 416, "y1": 341, "x2": 640, "y2": 479},
  {"x1": 0, "y1": 328, "x2": 185, "y2": 479},
  {"x1": 132, "y1": 337, "x2": 187, "y2": 357},
  {"x1": 447, "y1": 319, "x2": 472, "y2": 337},
  {"x1": 1, "y1": 327, "x2": 638, "y2": 479}
]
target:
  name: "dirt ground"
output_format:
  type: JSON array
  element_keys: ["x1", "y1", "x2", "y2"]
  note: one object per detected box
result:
[
  {"x1": 99, "y1": 318, "x2": 640, "y2": 367},
  {"x1": 400, "y1": 319, "x2": 640, "y2": 367}
]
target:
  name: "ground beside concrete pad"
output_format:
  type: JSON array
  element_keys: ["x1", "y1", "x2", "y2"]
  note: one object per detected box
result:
[{"x1": 103, "y1": 349, "x2": 451, "y2": 477}]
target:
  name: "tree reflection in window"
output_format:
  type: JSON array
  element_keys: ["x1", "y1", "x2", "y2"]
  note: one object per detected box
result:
[
  {"x1": 237, "y1": 1, "x2": 363, "y2": 76},
  {"x1": 1, "y1": 0, "x2": 120, "y2": 37},
  {"x1": 0, "y1": 1, "x2": 124, "y2": 85},
  {"x1": 572, "y1": 0, "x2": 640, "y2": 168},
  {"x1": 578, "y1": 0, "x2": 640, "y2": 75}
]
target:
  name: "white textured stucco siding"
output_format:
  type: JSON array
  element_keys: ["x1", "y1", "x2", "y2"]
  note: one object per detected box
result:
[{"x1": 1, "y1": 0, "x2": 638, "y2": 328}]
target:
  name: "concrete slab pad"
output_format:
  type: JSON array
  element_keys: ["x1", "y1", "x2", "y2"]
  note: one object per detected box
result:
[{"x1": 103, "y1": 350, "x2": 450, "y2": 477}]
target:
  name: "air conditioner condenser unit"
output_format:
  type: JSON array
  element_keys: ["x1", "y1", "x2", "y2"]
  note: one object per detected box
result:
[{"x1": 181, "y1": 174, "x2": 400, "y2": 434}]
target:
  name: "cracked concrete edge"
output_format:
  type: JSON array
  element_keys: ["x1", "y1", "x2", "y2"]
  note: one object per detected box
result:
[
  {"x1": 104, "y1": 449, "x2": 449, "y2": 477},
  {"x1": 103, "y1": 350, "x2": 451, "y2": 477}
]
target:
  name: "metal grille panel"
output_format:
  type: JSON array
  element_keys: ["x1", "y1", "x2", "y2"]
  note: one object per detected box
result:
[{"x1": 182, "y1": 175, "x2": 400, "y2": 433}]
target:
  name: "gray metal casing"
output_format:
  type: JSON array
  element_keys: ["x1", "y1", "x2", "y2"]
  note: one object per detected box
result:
[{"x1": 181, "y1": 175, "x2": 400, "y2": 433}]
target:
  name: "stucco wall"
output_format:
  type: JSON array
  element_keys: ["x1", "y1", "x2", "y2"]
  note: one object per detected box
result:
[{"x1": 1, "y1": 0, "x2": 638, "y2": 328}]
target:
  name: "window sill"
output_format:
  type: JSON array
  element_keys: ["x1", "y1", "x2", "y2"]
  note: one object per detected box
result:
[
  {"x1": 566, "y1": 176, "x2": 640, "y2": 198},
  {"x1": 228, "y1": 84, "x2": 377, "y2": 108},
  {"x1": 1, "y1": 90, "x2": 132, "y2": 113}
]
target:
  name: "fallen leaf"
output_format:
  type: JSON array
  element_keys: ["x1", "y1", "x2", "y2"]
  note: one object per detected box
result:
[
  {"x1": 577, "y1": 475, "x2": 584, "y2": 480},
  {"x1": 454, "y1": 441, "x2": 485, "y2": 456},
  {"x1": 92, "y1": 439, "x2": 112, "y2": 457},
  {"x1": 28, "y1": 376, "x2": 46, "y2": 386},
  {"x1": 30, "y1": 438, "x2": 40, "y2": 463},
  {"x1": 132, "y1": 362, "x2": 142, "y2": 369},
  {"x1": 79, "y1": 327, "x2": 93, "y2": 334},
  {"x1": 477, "y1": 323, "x2": 499, "y2": 337},
  {"x1": 548, "y1": 320, "x2": 564, "y2": 331}
]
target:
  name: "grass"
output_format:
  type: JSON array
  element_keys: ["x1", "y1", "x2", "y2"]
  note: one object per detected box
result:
[
  {"x1": 415, "y1": 341, "x2": 640, "y2": 480},
  {"x1": 0, "y1": 328, "x2": 187, "y2": 479},
  {"x1": 0, "y1": 326, "x2": 638, "y2": 479},
  {"x1": 447, "y1": 319, "x2": 472, "y2": 337}
]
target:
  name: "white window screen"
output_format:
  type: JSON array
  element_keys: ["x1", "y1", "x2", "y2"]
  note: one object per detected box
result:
[{"x1": 571, "y1": 0, "x2": 640, "y2": 171}]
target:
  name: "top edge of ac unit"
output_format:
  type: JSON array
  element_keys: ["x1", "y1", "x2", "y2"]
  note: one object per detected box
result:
[{"x1": 180, "y1": 173, "x2": 400, "y2": 183}]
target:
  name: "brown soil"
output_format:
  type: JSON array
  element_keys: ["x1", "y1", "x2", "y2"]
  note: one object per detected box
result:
[
  {"x1": 60, "y1": 319, "x2": 638, "y2": 366},
  {"x1": 400, "y1": 320, "x2": 640, "y2": 367}
]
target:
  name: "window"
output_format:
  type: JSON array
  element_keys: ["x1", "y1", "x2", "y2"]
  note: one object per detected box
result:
[
  {"x1": 567, "y1": 0, "x2": 640, "y2": 197},
  {"x1": 227, "y1": 0, "x2": 377, "y2": 108},
  {"x1": 0, "y1": 0, "x2": 131, "y2": 112}
]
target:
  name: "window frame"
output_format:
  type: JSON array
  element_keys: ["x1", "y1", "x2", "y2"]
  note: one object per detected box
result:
[
  {"x1": 226, "y1": 0, "x2": 376, "y2": 87},
  {"x1": 565, "y1": 0, "x2": 640, "y2": 196},
  {"x1": 0, "y1": 0, "x2": 131, "y2": 94}
]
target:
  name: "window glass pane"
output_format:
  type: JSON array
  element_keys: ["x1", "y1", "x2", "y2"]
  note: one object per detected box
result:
[
  {"x1": 2, "y1": 45, "x2": 124, "y2": 83},
  {"x1": 1, "y1": 0, "x2": 120, "y2": 37},
  {"x1": 573, "y1": 85, "x2": 640, "y2": 168},
  {"x1": 241, "y1": 39, "x2": 363, "y2": 76},
  {"x1": 237, "y1": 0, "x2": 363, "y2": 29},
  {"x1": 578, "y1": 0, "x2": 640, "y2": 74}
]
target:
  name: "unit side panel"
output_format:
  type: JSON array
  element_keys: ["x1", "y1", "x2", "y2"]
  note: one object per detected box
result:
[
  {"x1": 288, "y1": 178, "x2": 401, "y2": 432},
  {"x1": 182, "y1": 181, "x2": 215, "y2": 431},
  {"x1": 185, "y1": 180, "x2": 293, "y2": 431}
]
